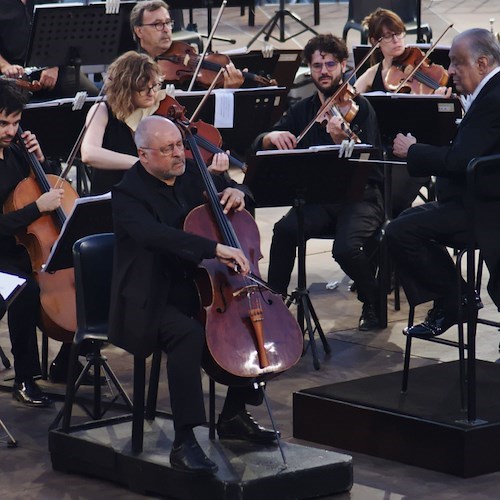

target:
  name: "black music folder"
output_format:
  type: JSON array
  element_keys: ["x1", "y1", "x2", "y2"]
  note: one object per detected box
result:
[
  {"x1": 244, "y1": 145, "x2": 377, "y2": 208},
  {"x1": 363, "y1": 93, "x2": 461, "y2": 147},
  {"x1": 43, "y1": 193, "x2": 113, "y2": 273}
]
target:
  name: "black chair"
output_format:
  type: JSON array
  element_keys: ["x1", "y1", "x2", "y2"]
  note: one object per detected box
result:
[
  {"x1": 170, "y1": 9, "x2": 203, "y2": 53},
  {"x1": 343, "y1": 0, "x2": 432, "y2": 44},
  {"x1": 58, "y1": 233, "x2": 133, "y2": 432},
  {"x1": 401, "y1": 154, "x2": 500, "y2": 421}
]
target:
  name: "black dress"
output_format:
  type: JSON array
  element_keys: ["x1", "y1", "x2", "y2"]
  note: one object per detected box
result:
[{"x1": 89, "y1": 105, "x2": 137, "y2": 195}]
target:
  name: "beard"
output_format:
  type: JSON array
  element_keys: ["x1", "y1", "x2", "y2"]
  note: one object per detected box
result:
[{"x1": 313, "y1": 74, "x2": 342, "y2": 97}]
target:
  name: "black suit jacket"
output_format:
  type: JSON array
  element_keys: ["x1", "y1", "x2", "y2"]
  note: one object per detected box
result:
[
  {"x1": 108, "y1": 161, "x2": 242, "y2": 357},
  {"x1": 407, "y1": 70, "x2": 500, "y2": 308}
]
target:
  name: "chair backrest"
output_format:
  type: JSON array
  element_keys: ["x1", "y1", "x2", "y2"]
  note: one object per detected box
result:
[
  {"x1": 348, "y1": 0, "x2": 419, "y2": 25},
  {"x1": 73, "y1": 233, "x2": 115, "y2": 332}
]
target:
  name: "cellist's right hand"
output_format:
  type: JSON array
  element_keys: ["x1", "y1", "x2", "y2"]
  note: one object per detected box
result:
[
  {"x1": 262, "y1": 131, "x2": 297, "y2": 150},
  {"x1": 215, "y1": 244, "x2": 250, "y2": 275},
  {"x1": 36, "y1": 188, "x2": 64, "y2": 213}
]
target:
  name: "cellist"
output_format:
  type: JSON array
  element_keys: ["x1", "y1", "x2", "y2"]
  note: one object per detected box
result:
[
  {"x1": 130, "y1": 0, "x2": 245, "y2": 89},
  {"x1": 109, "y1": 115, "x2": 276, "y2": 475},
  {"x1": 0, "y1": 79, "x2": 63, "y2": 406}
]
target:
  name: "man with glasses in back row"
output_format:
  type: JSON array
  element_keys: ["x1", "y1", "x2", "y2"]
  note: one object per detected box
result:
[
  {"x1": 130, "y1": 0, "x2": 245, "y2": 89},
  {"x1": 252, "y1": 34, "x2": 385, "y2": 331}
]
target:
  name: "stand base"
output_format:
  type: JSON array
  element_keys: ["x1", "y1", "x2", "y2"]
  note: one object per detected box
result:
[
  {"x1": 294, "y1": 360, "x2": 500, "y2": 477},
  {"x1": 246, "y1": 9, "x2": 318, "y2": 49},
  {"x1": 50, "y1": 414, "x2": 353, "y2": 498}
]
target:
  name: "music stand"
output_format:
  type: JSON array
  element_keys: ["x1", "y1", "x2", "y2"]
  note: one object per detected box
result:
[
  {"x1": 43, "y1": 195, "x2": 113, "y2": 273},
  {"x1": 246, "y1": 0, "x2": 318, "y2": 50},
  {"x1": 244, "y1": 146, "x2": 376, "y2": 369},
  {"x1": 25, "y1": 3, "x2": 125, "y2": 92}
]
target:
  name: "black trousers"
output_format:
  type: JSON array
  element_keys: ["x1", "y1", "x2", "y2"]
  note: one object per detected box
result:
[
  {"x1": 0, "y1": 262, "x2": 41, "y2": 383},
  {"x1": 386, "y1": 200, "x2": 468, "y2": 309},
  {"x1": 268, "y1": 184, "x2": 384, "y2": 304},
  {"x1": 158, "y1": 283, "x2": 263, "y2": 431}
]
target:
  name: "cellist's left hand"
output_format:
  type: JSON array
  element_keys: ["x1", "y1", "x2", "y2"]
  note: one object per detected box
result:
[
  {"x1": 219, "y1": 187, "x2": 245, "y2": 214},
  {"x1": 21, "y1": 130, "x2": 45, "y2": 163},
  {"x1": 208, "y1": 151, "x2": 229, "y2": 175}
]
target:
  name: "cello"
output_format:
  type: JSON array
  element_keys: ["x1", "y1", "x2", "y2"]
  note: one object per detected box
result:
[
  {"x1": 4, "y1": 128, "x2": 78, "y2": 341},
  {"x1": 164, "y1": 101, "x2": 303, "y2": 386}
]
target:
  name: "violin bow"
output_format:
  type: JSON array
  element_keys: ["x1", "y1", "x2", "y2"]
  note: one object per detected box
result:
[
  {"x1": 57, "y1": 84, "x2": 107, "y2": 188},
  {"x1": 394, "y1": 24, "x2": 454, "y2": 93},
  {"x1": 189, "y1": 67, "x2": 224, "y2": 124},
  {"x1": 187, "y1": 0, "x2": 228, "y2": 92},
  {"x1": 296, "y1": 40, "x2": 382, "y2": 145}
]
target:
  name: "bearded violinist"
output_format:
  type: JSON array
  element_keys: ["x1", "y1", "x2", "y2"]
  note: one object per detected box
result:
[
  {"x1": 252, "y1": 34, "x2": 385, "y2": 331},
  {"x1": 130, "y1": 0, "x2": 245, "y2": 90},
  {"x1": 109, "y1": 115, "x2": 277, "y2": 475},
  {"x1": 387, "y1": 29, "x2": 500, "y2": 337}
]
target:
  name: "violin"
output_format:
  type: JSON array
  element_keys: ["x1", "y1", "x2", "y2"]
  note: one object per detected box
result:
[
  {"x1": 1, "y1": 75, "x2": 41, "y2": 92},
  {"x1": 317, "y1": 83, "x2": 361, "y2": 143},
  {"x1": 156, "y1": 41, "x2": 276, "y2": 89},
  {"x1": 155, "y1": 94, "x2": 247, "y2": 171},
  {"x1": 4, "y1": 129, "x2": 78, "y2": 341},
  {"x1": 385, "y1": 46, "x2": 449, "y2": 94},
  {"x1": 165, "y1": 103, "x2": 303, "y2": 385}
]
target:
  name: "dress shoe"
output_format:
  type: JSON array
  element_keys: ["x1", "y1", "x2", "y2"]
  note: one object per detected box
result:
[
  {"x1": 404, "y1": 307, "x2": 457, "y2": 338},
  {"x1": 217, "y1": 410, "x2": 278, "y2": 444},
  {"x1": 13, "y1": 379, "x2": 52, "y2": 407},
  {"x1": 170, "y1": 437, "x2": 218, "y2": 474},
  {"x1": 49, "y1": 360, "x2": 106, "y2": 386},
  {"x1": 358, "y1": 303, "x2": 380, "y2": 331}
]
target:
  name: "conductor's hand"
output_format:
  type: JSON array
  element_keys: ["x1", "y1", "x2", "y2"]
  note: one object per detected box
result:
[
  {"x1": 208, "y1": 151, "x2": 229, "y2": 175},
  {"x1": 215, "y1": 244, "x2": 249, "y2": 275},
  {"x1": 219, "y1": 187, "x2": 245, "y2": 214},
  {"x1": 262, "y1": 131, "x2": 297, "y2": 150},
  {"x1": 393, "y1": 133, "x2": 417, "y2": 158},
  {"x1": 36, "y1": 188, "x2": 64, "y2": 213},
  {"x1": 21, "y1": 130, "x2": 45, "y2": 163},
  {"x1": 39, "y1": 67, "x2": 58, "y2": 90}
]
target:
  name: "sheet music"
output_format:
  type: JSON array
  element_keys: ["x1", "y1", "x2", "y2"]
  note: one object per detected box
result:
[
  {"x1": 25, "y1": 96, "x2": 103, "y2": 109},
  {"x1": 43, "y1": 192, "x2": 112, "y2": 271},
  {"x1": 0, "y1": 272, "x2": 26, "y2": 302}
]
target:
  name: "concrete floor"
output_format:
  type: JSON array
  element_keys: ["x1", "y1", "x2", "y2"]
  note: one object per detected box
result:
[{"x1": 2, "y1": 1, "x2": 500, "y2": 498}]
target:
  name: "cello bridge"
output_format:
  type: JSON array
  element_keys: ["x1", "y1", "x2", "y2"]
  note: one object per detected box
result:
[{"x1": 232, "y1": 284, "x2": 259, "y2": 297}]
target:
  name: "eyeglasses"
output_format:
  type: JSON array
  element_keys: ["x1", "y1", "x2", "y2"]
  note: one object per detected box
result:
[
  {"x1": 141, "y1": 141, "x2": 185, "y2": 156},
  {"x1": 381, "y1": 31, "x2": 405, "y2": 42},
  {"x1": 137, "y1": 82, "x2": 163, "y2": 96},
  {"x1": 140, "y1": 20, "x2": 175, "y2": 31},
  {"x1": 310, "y1": 60, "x2": 339, "y2": 72}
]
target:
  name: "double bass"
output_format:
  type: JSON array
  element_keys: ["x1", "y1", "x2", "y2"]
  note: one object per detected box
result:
[
  {"x1": 4, "y1": 129, "x2": 78, "y2": 341},
  {"x1": 164, "y1": 101, "x2": 303, "y2": 386}
]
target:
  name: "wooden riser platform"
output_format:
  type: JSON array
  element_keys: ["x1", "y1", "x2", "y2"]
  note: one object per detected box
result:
[
  {"x1": 50, "y1": 414, "x2": 352, "y2": 499},
  {"x1": 294, "y1": 360, "x2": 500, "y2": 478}
]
